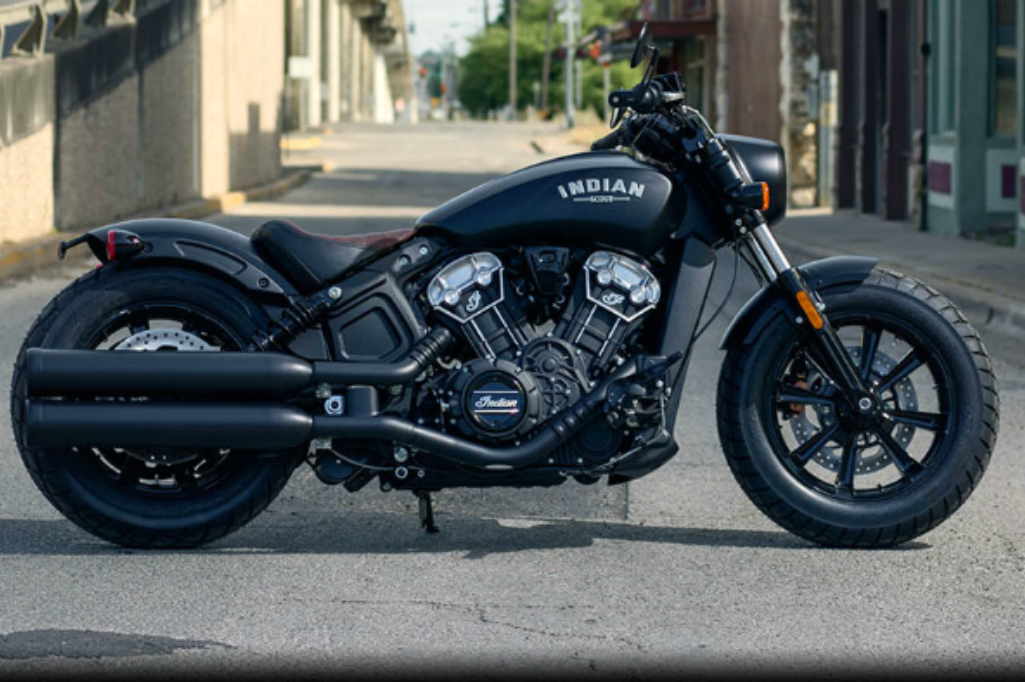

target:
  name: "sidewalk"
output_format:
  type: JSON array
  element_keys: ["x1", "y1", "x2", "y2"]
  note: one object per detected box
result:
[{"x1": 776, "y1": 208, "x2": 1025, "y2": 340}]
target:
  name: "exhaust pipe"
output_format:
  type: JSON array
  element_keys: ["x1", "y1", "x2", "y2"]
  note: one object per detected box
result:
[
  {"x1": 26, "y1": 328, "x2": 453, "y2": 399},
  {"x1": 26, "y1": 401, "x2": 314, "y2": 451},
  {"x1": 24, "y1": 359, "x2": 636, "y2": 469}
]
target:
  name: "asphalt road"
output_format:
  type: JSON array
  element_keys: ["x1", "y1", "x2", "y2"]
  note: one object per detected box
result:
[{"x1": 1, "y1": 123, "x2": 1023, "y2": 679}]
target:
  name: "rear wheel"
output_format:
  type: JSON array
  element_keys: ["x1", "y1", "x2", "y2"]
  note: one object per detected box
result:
[
  {"x1": 716, "y1": 269, "x2": 999, "y2": 547},
  {"x1": 10, "y1": 266, "x2": 303, "y2": 549}
]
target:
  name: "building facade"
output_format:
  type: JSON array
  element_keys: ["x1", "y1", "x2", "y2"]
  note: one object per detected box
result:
[
  {"x1": 622, "y1": 0, "x2": 1025, "y2": 246},
  {"x1": 615, "y1": 0, "x2": 830, "y2": 207},
  {"x1": 926, "y1": 0, "x2": 1023, "y2": 246},
  {"x1": 835, "y1": 0, "x2": 1024, "y2": 247}
]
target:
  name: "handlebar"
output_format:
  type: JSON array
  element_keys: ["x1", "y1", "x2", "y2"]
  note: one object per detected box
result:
[
  {"x1": 608, "y1": 82, "x2": 663, "y2": 115},
  {"x1": 596, "y1": 70, "x2": 766, "y2": 214},
  {"x1": 591, "y1": 109, "x2": 765, "y2": 212},
  {"x1": 591, "y1": 115, "x2": 679, "y2": 163},
  {"x1": 590, "y1": 128, "x2": 624, "y2": 152}
]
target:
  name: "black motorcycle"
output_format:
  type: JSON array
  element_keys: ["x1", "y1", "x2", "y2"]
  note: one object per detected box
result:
[{"x1": 12, "y1": 25, "x2": 998, "y2": 549}]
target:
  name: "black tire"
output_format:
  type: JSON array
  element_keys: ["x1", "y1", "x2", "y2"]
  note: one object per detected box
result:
[
  {"x1": 716, "y1": 268, "x2": 999, "y2": 548},
  {"x1": 10, "y1": 265, "x2": 304, "y2": 549}
]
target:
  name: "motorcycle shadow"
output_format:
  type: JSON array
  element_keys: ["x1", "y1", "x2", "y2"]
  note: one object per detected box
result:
[{"x1": 0, "y1": 515, "x2": 930, "y2": 557}]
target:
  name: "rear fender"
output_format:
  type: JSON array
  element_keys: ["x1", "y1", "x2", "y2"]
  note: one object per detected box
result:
[
  {"x1": 79, "y1": 219, "x2": 299, "y2": 297},
  {"x1": 720, "y1": 255, "x2": 878, "y2": 350}
]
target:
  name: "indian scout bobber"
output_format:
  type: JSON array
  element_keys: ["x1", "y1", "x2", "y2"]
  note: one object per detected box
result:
[{"x1": 12, "y1": 25, "x2": 998, "y2": 548}]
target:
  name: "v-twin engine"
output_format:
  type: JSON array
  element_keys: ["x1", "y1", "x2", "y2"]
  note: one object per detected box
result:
[{"x1": 426, "y1": 250, "x2": 661, "y2": 445}]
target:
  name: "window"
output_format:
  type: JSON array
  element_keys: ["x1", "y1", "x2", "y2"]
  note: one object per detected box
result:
[{"x1": 992, "y1": 0, "x2": 1018, "y2": 136}]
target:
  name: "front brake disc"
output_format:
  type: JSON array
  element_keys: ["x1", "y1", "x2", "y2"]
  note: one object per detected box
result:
[{"x1": 790, "y1": 347, "x2": 918, "y2": 473}]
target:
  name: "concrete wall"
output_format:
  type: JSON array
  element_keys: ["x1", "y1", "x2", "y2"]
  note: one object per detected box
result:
[
  {"x1": 0, "y1": 0, "x2": 285, "y2": 239},
  {"x1": 0, "y1": 56, "x2": 55, "y2": 244},
  {"x1": 288, "y1": 0, "x2": 414, "y2": 129},
  {"x1": 202, "y1": 0, "x2": 285, "y2": 195}
]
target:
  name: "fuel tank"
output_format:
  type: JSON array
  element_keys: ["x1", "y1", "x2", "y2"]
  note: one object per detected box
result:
[{"x1": 414, "y1": 151, "x2": 683, "y2": 256}]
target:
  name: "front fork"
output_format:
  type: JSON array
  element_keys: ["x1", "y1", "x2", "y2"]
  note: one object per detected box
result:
[{"x1": 741, "y1": 221, "x2": 880, "y2": 414}]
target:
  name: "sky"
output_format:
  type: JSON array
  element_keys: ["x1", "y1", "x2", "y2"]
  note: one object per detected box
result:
[{"x1": 404, "y1": 0, "x2": 505, "y2": 57}]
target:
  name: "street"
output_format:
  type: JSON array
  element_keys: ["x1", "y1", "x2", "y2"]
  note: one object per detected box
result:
[{"x1": 1, "y1": 122, "x2": 1023, "y2": 678}]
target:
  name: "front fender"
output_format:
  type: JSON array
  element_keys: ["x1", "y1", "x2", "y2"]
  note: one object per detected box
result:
[
  {"x1": 720, "y1": 255, "x2": 878, "y2": 350},
  {"x1": 82, "y1": 219, "x2": 299, "y2": 297}
]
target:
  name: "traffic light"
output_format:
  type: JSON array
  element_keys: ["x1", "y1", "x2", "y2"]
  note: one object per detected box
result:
[
  {"x1": 552, "y1": 46, "x2": 567, "y2": 61},
  {"x1": 574, "y1": 41, "x2": 603, "y2": 62}
]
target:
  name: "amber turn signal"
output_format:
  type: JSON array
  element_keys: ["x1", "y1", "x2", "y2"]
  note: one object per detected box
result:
[
  {"x1": 795, "y1": 291, "x2": 824, "y2": 329},
  {"x1": 760, "y1": 182, "x2": 770, "y2": 211}
]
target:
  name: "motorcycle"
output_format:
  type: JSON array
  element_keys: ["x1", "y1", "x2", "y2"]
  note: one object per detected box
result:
[{"x1": 12, "y1": 25, "x2": 998, "y2": 549}]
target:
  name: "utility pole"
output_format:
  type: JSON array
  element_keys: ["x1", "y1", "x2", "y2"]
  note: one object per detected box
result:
[
  {"x1": 573, "y1": 6, "x2": 582, "y2": 112},
  {"x1": 508, "y1": 0, "x2": 516, "y2": 120},
  {"x1": 558, "y1": 0, "x2": 579, "y2": 129},
  {"x1": 540, "y1": 0, "x2": 554, "y2": 115},
  {"x1": 598, "y1": 27, "x2": 611, "y2": 123},
  {"x1": 601, "y1": 55, "x2": 612, "y2": 121}
]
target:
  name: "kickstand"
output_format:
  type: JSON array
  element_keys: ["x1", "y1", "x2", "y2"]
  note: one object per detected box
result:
[{"x1": 415, "y1": 491, "x2": 439, "y2": 534}]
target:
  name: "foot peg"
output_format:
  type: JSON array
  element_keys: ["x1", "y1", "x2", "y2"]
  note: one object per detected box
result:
[{"x1": 415, "y1": 491, "x2": 439, "y2": 534}]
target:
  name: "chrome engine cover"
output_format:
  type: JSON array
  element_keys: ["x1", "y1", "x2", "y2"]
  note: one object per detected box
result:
[{"x1": 427, "y1": 252, "x2": 529, "y2": 360}]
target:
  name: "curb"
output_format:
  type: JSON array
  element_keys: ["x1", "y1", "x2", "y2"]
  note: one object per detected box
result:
[
  {"x1": 777, "y1": 234, "x2": 1025, "y2": 339},
  {"x1": 0, "y1": 165, "x2": 324, "y2": 283},
  {"x1": 280, "y1": 135, "x2": 324, "y2": 152}
]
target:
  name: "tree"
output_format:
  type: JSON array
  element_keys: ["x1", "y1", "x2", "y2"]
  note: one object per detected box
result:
[{"x1": 459, "y1": 0, "x2": 639, "y2": 119}]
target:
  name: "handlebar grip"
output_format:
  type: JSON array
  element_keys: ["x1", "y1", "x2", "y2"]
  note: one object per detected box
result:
[
  {"x1": 609, "y1": 82, "x2": 662, "y2": 114},
  {"x1": 591, "y1": 128, "x2": 623, "y2": 151},
  {"x1": 608, "y1": 89, "x2": 634, "y2": 109}
]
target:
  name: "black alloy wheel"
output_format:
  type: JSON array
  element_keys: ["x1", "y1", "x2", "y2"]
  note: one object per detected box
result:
[
  {"x1": 717, "y1": 269, "x2": 998, "y2": 548},
  {"x1": 75, "y1": 301, "x2": 246, "y2": 494},
  {"x1": 769, "y1": 315, "x2": 952, "y2": 501},
  {"x1": 11, "y1": 266, "x2": 303, "y2": 549}
]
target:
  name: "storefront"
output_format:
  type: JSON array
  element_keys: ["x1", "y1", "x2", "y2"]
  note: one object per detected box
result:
[{"x1": 925, "y1": 0, "x2": 1023, "y2": 246}]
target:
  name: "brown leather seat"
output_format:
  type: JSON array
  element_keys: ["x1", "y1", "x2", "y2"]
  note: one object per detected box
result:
[{"x1": 251, "y1": 220, "x2": 414, "y2": 293}]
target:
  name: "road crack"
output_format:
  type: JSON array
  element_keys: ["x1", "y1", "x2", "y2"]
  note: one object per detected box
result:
[{"x1": 278, "y1": 596, "x2": 647, "y2": 652}]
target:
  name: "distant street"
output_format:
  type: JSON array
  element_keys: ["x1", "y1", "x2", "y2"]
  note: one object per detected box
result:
[{"x1": 1, "y1": 122, "x2": 1024, "y2": 677}]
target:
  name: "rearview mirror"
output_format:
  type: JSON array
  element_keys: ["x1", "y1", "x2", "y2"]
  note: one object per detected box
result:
[{"x1": 631, "y1": 23, "x2": 653, "y2": 69}]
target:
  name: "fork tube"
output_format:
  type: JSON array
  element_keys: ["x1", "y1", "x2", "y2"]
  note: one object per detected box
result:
[
  {"x1": 741, "y1": 222, "x2": 792, "y2": 282},
  {"x1": 741, "y1": 219, "x2": 874, "y2": 403}
]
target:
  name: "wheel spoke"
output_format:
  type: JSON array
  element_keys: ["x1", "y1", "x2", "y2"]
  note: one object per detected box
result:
[
  {"x1": 877, "y1": 350, "x2": 924, "y2": 394},
  {"x1": 874, "y1": 426, "x2": 925, "y2": 477},
  {"x1": 887, "y1": 410, "x2": 947, "y2": 432},
  {"x1": 115, "y1": 454, "x2": 149, "y2": 487},
  {"x1": 789, "y1": 423, "x2": 841, "y2": 466},
  {"x1": 835, "y1": 433, "x2": 858, "y2": 491},
  {"x1": 127, "y1": 308, "x2": 150, "y2": 334},
  {"x1": 859, "y1": 324, "x2": 882, "y2": 381},
  {"x1": 777, "y1": 387, "x2": 834, "y2": 407}
]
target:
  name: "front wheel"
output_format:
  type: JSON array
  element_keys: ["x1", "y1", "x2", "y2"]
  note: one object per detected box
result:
[{"x1": 717, "y1": 269, "x2": 999, "y2": 547}]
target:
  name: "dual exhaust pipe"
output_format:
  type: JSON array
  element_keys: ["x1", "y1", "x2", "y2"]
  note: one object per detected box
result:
[
  {"x1": 23, "y1": 329, "x2": 635, "y2": 469},
  {"x1": 25, "y1": 328, "x2": 455, "y2": 400}
]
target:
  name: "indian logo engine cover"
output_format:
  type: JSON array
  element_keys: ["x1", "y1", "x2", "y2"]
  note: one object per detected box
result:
[{"x1": 466, "y1": 372, "x2": 527, "y2": 433}]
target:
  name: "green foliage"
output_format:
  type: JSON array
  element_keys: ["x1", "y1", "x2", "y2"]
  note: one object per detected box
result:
[{"x1": 459, "y1": 0, "x2": 639, "y2": 118}]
